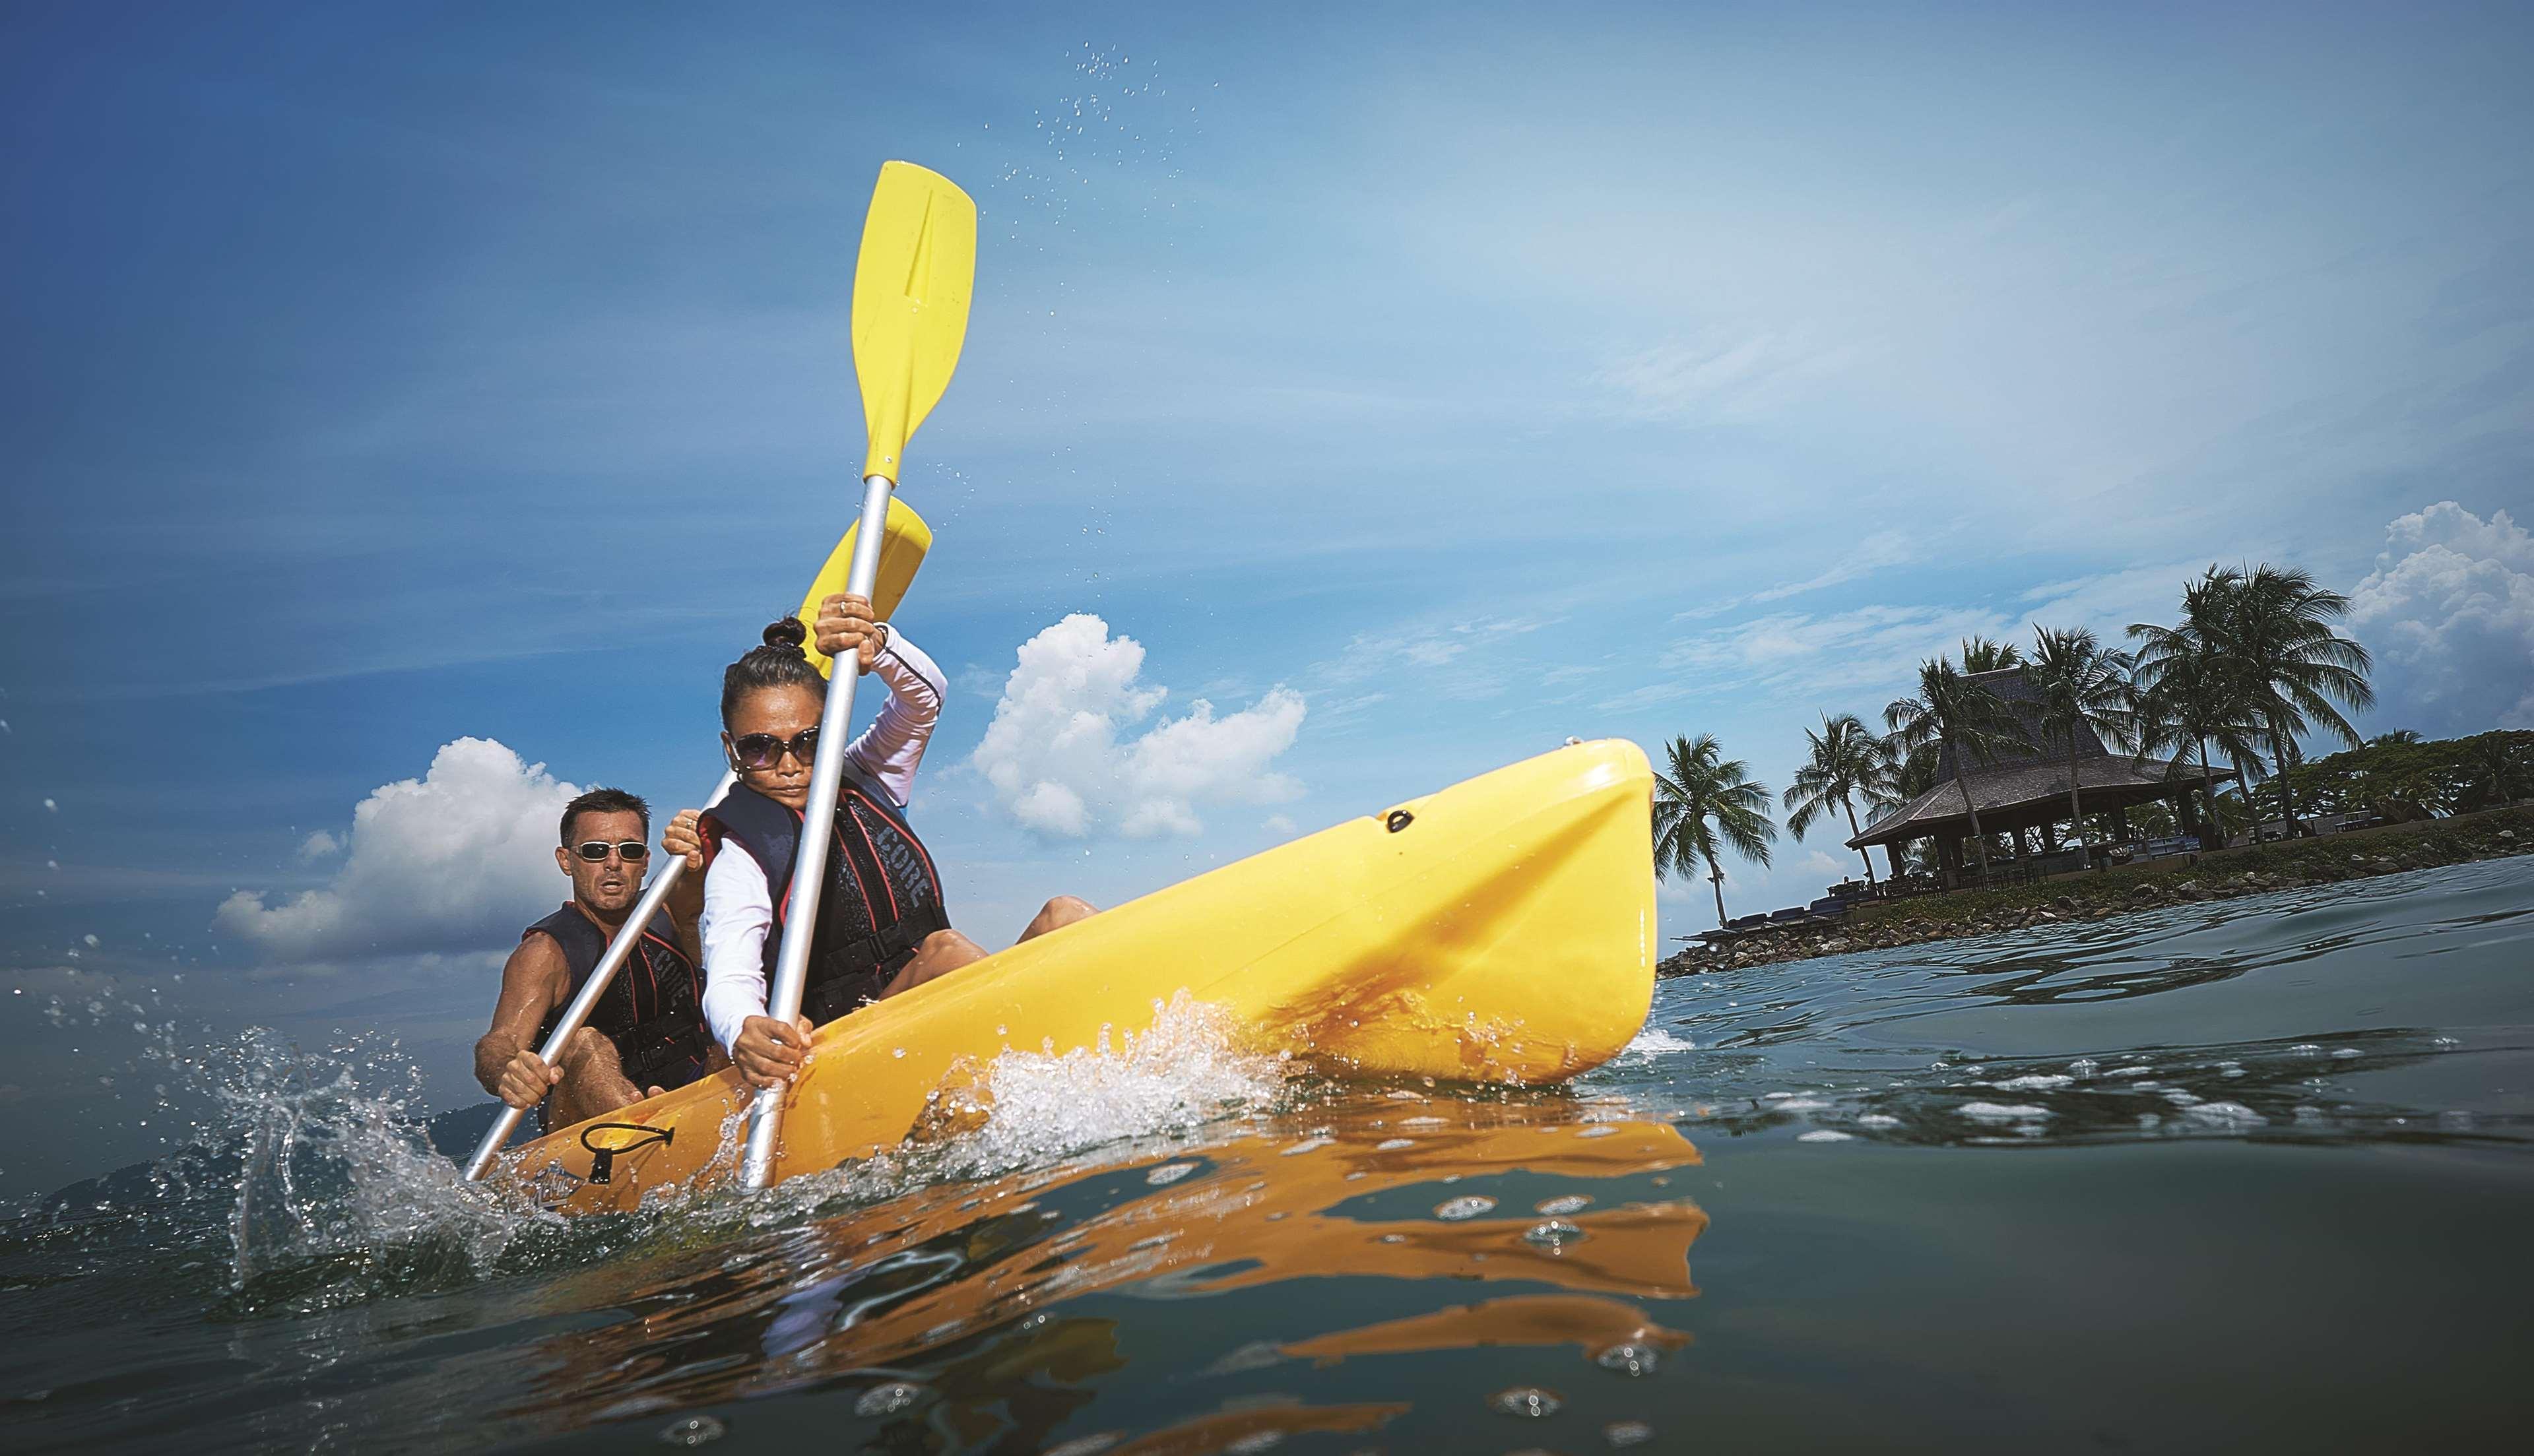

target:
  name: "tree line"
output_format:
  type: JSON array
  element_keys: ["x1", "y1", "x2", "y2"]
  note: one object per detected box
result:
[{"x1": 1646, "y1": 564, "x2": 2529, "y2": 927}]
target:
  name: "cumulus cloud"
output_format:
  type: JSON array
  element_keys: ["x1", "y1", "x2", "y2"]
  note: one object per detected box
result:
[
  {"x1": 2348, "y1": 501, "x2": 2534, "y2": 732},
  {"x1": 297, "y1": 830, "x2": 342, "y2": 861},
  {"x1": 971, "y1": 615, "x2": 1305, "y2": 840},
  {"x1": 215, "y1": 738, "x2": 581, "y2": 965}
]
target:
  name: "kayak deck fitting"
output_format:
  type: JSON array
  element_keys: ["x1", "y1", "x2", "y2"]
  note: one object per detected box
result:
[{"x1": 503, "y1": 738, "x2": 1656, "y2": 1213}]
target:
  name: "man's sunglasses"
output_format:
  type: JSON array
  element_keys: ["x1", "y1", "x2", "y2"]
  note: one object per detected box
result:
[
  {"x1": 573, "y1": 840, "x2": 650, "y2": 863},
  {"x1": 732, "y1": 727, "x2": 820, "y2": 770}
]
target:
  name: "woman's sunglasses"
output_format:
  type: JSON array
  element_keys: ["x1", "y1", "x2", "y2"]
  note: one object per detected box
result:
[
  {"x1": 573, "y1": 840, "x2": 650, "y2": 863},
  {"x1": 732, "y1": 727, "x2": 820, "y2": 771}
]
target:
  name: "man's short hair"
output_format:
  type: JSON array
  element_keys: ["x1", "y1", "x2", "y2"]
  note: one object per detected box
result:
[{"x1": 560, "y1": 787, "x2": 651, "y2": 846}]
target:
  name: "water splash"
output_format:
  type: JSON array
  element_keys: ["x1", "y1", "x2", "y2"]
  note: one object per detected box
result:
[{"x1": 218, "y1": 1029, "x2": 542, "y2": 1297}]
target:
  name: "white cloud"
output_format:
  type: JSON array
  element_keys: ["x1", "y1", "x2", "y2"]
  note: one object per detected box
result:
[
  {"x1": 1675, "y1": 531, "x2": 1920, "y2": 621},
  {"x1": 2348, "y1": 502, "x2": 2534, "y2": 733},
  {"x1": 215, "y1": 738, "x2": 581, "y2": 965},
  {"x1": 971, "y1": 615, "x2": 1307, "y2": 840},
  {"x1": 297, "y1": 830, "x2": 342, "y2": 861},
  {"x1": 1591, "y1": 329, "x2": 1866, "y2": 424},
  {"x1": 2019, "y1": 558, "x2": 2221, "y2": 639},
  {"x1": 1649, "y1": 603, "x2": 2018, "y2": 707},
  {"x1": 1318, "y1": 615, "x2": 1546, "y2": 690}
]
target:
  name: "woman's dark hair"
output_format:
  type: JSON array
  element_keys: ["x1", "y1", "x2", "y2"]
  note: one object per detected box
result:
[{"x1": 721, "y1": 616, "x2": 826, "y2": 725}]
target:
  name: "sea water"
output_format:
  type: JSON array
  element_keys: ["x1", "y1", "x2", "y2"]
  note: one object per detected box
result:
[{"x1": 3, "y1": 858, "x2": 2528, "y2": 1451}]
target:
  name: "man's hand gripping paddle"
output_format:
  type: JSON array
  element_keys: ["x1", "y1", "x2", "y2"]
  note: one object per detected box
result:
[
  {"x1": 457, "y1": 499, "x2": 938, "y2": 1182},
  {"x1": 740, "y1": 162, "x2": 976, "y2": 1191}
]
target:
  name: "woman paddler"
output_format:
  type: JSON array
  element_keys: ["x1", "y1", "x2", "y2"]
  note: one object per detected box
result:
[{"x1": 659, "y1": 593, "x2": 1095, "y2": 1091}]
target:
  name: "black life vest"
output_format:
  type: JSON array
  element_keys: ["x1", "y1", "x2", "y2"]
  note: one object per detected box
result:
[
  {"x1": 525, "y1": 902, "x2": 711, "y2": 1114},
  {"x1": 699, "y1": 776, "x2": 950, "y2": 1027}
]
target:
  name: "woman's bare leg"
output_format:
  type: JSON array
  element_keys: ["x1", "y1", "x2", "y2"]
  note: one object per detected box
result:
[
  {"x1": 880, "y1": 897, "x2": 1099, "y2": 999},
  {"x1": 882, "y1": 928, "x2": 990, "y2": 998},
  {"x1": 1020, "y1": 895, "x2": 1097, "y2": 941}
]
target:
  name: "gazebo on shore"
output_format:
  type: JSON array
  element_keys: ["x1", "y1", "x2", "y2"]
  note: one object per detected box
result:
[{"x1": 1846, "y1": 666, "x2": 2228, "y2": 885}]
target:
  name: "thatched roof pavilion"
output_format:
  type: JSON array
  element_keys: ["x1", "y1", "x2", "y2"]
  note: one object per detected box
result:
[{"x1": 1846, "y1": 667, "x2": 2227, "y2": 880}]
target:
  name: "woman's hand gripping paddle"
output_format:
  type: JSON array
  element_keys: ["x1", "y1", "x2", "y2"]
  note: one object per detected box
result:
[
  {"x1": 459, "y1": 501, "x2": 934, "y2": 1183},
  {"x1": 741, "y1": 161, "x2": 976, "y2": 1191}
]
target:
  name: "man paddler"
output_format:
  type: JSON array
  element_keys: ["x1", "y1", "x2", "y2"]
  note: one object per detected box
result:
[
  {"x1": 473, "y1": 788, "x2": 716, "y2": 1129},
  {"x1": 659, "y1": 593, "x2": 1095, "y2": 1093}
]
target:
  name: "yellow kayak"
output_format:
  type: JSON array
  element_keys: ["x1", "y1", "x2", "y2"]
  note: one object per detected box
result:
[{"x1": 502, "y1": 738, "x2": 1656, "y2": 1213}]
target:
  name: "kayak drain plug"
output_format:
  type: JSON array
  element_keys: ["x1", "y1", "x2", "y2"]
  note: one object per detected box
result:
[
  {"x1": 579, "y1": 1122, "x2": 674, "y2": 1185},
  {"x1": 1386, "y1": 809, "x2": 1414, "y2": 833}
]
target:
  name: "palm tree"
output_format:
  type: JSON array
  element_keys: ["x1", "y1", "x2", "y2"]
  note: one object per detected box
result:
[
  {"x1": 1958, "y1": 635, "x2": 2025, "y2": 673},
  {"x1": 2214, "y1": 565, "x2": 2375, "y2": 837},
  {"x1": 2459, "y1": 734, "x2": 2533, "y2": 809},
  {"x1": 1782, "y1": 713, "x2": 1891, "y2": 885},
  {"x1": 2370, "y1": 728, "x2": 2424, "y2": 747},
  {"x1": 1652, "y1": 733, "x2": 1779, "y2": 928},
  {"x1": 1885, "y1": 659, "x2": 2022, "y2": 885},
  {"x1": 2131, "y1": 567, "x2": 2258, "y2": 848},
  {"x1": 2023, "y1": 627, "x2": 2135, "y2": 868},
  {"x1": 2127, "y1": 633, "x2": 2261, "y2": 849}
]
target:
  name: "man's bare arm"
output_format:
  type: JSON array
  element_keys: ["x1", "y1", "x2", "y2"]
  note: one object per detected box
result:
[{"x1": 473, "y1": 936, "x2": 569, "y2": 1100}]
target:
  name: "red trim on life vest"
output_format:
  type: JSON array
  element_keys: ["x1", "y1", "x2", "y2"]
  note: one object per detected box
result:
[{"x1": 844, "y1": 787, "x2": 903, "y2": 922}]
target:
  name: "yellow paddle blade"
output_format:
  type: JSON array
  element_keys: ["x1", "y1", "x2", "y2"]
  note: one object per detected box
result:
[
  {"x1": 795, "y1": 498, "x2": 933, "y2": 680},
  {"x1": 852, "y1": 162, "x2": 977, "y2": 483}
]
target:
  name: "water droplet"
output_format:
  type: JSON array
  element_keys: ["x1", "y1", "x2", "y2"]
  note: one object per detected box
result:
[
  {"x1": 1525, "y1": 1219, "x2": 1586, "y2": 1248},
  {"x1": 658, "y1": 1414, "x2": 727, "y2": 1446},
  {"x1": 1435, "y1": 1195, "x2": 1495, "y2": 1220},
  {"x1": 1536, "y1": 1193, "x2": 1591, "y2": 1215},
  {"x1": 854, "y1": 1382, "x2": 923, "y2": 1418},
  {"x1": 1596, "y1": 1341, "x2": 1659, "y2": 1376},
  {"x1": 1491, "y1": 1385, "x2": 1564, "y2": 1418},
  {"x1": 1376, "y1": 1137, "x2": 1414, "y2": 1151},
  {"x1": 1605, "y1": 1419, "x2": 1657, "y2": 1446}
]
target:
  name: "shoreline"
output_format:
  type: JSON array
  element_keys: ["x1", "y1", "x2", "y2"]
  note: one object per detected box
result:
[{"x1": 1658, "y1": 805, "x2": 2534, "y2": 975}]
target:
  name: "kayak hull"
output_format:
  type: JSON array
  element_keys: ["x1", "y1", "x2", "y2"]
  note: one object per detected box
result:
[{"x1": 503, "y1": 738, "x2": 1656, "y2": 1213}]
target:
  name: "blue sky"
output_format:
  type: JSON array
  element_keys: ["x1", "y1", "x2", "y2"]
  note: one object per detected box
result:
[{"x1": 3, "y1": 1, "x2": 2530, "y2": 1193}]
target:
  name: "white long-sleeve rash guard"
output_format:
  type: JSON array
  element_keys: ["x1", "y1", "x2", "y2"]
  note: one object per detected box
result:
[{"x1": 698, "y1": 628, "x2": 947, "y2": 1054}]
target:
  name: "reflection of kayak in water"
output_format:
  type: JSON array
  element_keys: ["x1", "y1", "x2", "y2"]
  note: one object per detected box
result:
[
  {"x1": 517, "y1": 1093, "x2": 1703, "y2": 1443},
  {"x1": 500, "y1": 739, "x2": 1657, "y2": 1213}
]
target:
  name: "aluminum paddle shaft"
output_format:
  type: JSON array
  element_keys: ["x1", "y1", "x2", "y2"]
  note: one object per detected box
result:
[
  {"x1": 461, "y1": 769, "x2": 735, "y2": 1182},
  {"x1": 740, "y1": 474, "x2": 897, "y2": 1188}
]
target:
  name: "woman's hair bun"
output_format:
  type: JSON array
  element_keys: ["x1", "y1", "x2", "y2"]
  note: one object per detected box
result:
[
  {"x1": 761, "y1": 616, "x2": 808, "y2": 654},
  {"x1": 723, "y1": 614, "x2": 826, "y2": 725}
]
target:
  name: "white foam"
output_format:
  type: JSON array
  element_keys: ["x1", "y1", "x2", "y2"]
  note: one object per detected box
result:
[
  {"x1": 1856, "y1": 1114, "x2": 1902, "y2": 1128},
  {"x1": 1796, "y1": 1129, "x2": 1854, "y2": 1143},
  {"x1": 1621, "y1": 1027, "x2": 1695, "y2": 1057},
  {"x1": 1956, "y1": 1102, "x2": 2051, "y2": 1122},
  {"x1": 868, "y1": 993, "x2": 1287, "y2": 1189},
  {"x1": 2182, "y1": 1100, "x2": 2266, "y2": 1127},
  {"x1": 1988, "y1": 1075, "x2": 2073, "y2": 1091}
]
